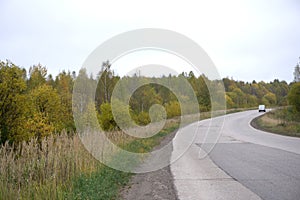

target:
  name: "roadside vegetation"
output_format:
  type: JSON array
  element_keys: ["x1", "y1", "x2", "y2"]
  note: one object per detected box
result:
[
  {"x1": 251, "y1": 82, "x2": 300, "y2": 137},
  {"x1": 0, "y1": 119, "x2": 179, "y2": 199},
  {"x1": 0, "y1": 60, "x2": 291, "y2": 199},
  {"x1": 251, "y1": 107, "x2": 300, "y2": 137}
]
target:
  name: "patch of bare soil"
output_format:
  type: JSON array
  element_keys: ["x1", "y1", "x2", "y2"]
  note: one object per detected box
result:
[{"x1": 119, "y1": 131, "x2": 178, "y2": 200}]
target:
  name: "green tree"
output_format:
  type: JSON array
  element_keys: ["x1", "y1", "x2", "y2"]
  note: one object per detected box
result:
[
  {"x1": 223, "y1": 77, "x2": 237, "y2": 92},
  {"x1": 111, "y1": 99, "x2": 133, "y2": 128},
  {"x1": 246, "y1": 94, "x2": 258, "y2": 107},
  {"x1": 197, "y1": 75, "x2": 211, "y2": 111},
  {"x1": 55, "y1": 71, "x2": 75, "y2": 130},
  {"x1": 288, "y1": 82, "x2": 300, "y2": 112},
  {"x1": 156, "y1": 84, "x2": 176, "y2": 104},
  {"x1": 263, "y1": 92, "x2": 277, "y2": 106},
  {"x1": 227, "y1": 88, "x2": 246, "y2": 107},
  {"x1": 98, "y1": 100, "x2": 134, "y2": 131},
  {"x1": 27, "y1": 64, "x2": 47, "y2": 90},
  {"x1": 130, "y1": 84, "x2": 162, "y2": 113},
  {"x1": 98, "y1": 103, "x2": 117, "y2": 131}
]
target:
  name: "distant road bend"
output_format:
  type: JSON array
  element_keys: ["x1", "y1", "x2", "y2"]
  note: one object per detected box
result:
[{"x1": 171, "y1": 110, "x2": 300, "y2": 200}]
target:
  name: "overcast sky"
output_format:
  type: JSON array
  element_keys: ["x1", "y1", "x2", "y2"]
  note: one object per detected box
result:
[{"x1": 1, "y1": 0, "x2": 299, "y2": 82}]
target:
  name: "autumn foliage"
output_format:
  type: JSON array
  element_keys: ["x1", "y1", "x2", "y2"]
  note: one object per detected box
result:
[{"x1": 0, "y1": 60, "x2": 291, "y2": 143}]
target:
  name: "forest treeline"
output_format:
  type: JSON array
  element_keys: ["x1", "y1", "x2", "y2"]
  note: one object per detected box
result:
[{"x1": 0, "y1": 60, "x2": 290, "y2": 144}]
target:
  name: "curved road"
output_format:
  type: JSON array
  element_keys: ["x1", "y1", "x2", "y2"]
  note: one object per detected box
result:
[{"x1": 171, "y1": 110, "x2": 300, "y2": 200}]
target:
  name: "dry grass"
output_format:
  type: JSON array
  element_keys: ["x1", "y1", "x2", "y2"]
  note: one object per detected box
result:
[
  {"x1": 0, "y1": 119, "x2": 180, "y2": 199},
  {"x1": 260, "y1": 114, "x2": 280, "y2": 125},
  {"x1": 0, "y1": 132, "x2": 100, "y2": 199},
  {"x1": 252, "y1": 109, "x2": 300, "y2": 137}
]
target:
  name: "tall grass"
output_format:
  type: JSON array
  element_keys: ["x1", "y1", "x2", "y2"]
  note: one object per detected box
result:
[
  {"x1": 0, "y1": 119, "x2": 180, "y2": 199},
  {"x1": 0, "y1": 132, "x2": 100, "y2": 199}
]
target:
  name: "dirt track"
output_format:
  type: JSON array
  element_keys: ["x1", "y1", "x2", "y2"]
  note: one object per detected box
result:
[{"x1": 120, "y1": 131, "x2": 178, "y2": 200}]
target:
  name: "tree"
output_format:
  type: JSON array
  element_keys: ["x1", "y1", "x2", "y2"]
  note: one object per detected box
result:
[
  {"x1": 225, "y1": 94, "x2": 234, "y2": 108},
  {"x1": 24, "y1": 112, "x2": 55, "y2": 142},
  {"x1": 156, "y1": 84, "x2": 176, "y2": 104},
  {"x1": 223, "y1": 77, "x2": 237, "y2": 92},
  {"x1": 263, "y1": 92, "x2": 277, "y2": 106},
  {"x1": 228, "y1": 88, "x2": 246, "y2": 107},
  {"x1": 246, "y1": 94, "x2": 258, "y2": 107},
  {"x1": 191, "y1": 75, "x2": 211, "y2": 111},
  {"x1": 55, "y1": 71, "x2": 75, "y2": 130},
  {"x1": 111, "y1": 99, "x2": 133, "y2": 128},
  {"x1": 0, "y1": 61, "x2": 29, "y2": 143},
  {"x1": 98, "y1": 100, "x2": 135, "y2": 131},
  {"x1": 98, "y1": 103, "x2": 117, "y2": 131},
  {"x1": 288, "y1": 82, "x2": 300, "y2": 112},
  {"x1": 130, "y1": 84, "x2": 162, "y2": 113},
  {"x1": 29, "y1": 84, "x2": 64, "y2": 135},
  {"x1": 95, "y1": 60, "x2": 119, "y2": 108},
  {"x1": 27, "y1": 64, "x2": 47, "y2": 90},
  {"x1": 73, "y1": 68, "x2": 97, "y2": 116},
  {"x1": 47, "y1": 74, "x2": 55, "y2": 88}
]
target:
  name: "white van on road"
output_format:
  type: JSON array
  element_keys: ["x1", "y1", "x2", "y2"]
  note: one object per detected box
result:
[{"x1": 258, "y1": 105, "x2": 266, "y2": 112}]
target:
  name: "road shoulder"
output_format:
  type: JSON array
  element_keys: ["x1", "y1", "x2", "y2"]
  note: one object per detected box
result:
[{"x1": 120, "y1": 130, "x2": 178, "y2": 200}]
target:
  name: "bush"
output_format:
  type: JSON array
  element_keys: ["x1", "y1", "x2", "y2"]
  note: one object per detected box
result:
[
  {"x1": 165, "y1": 101, "x2": 181, "y2": 118},
  {"x1": 135, "y1": 111, "x2": 151, "y2": 125},
  {"x1": 99, "y1": 100, "x2": 134, "y2": 131}
]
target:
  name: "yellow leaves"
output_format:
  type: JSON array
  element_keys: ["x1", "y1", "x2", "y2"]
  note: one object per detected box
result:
[
  {"x1": 29, "y1": 84, "x2": 64, "y2": 132},
  {"x1": 165, "y1": 100, "x2": 181, "y2": 118},
  {"x1": 0, "y1": 61, "x2": 28, "y2": 143},
  {"x1": 225, "y1": 94, "x2": 235, "y2": 108},
  {"x1": 25, "y1": 112, "x2": 55, "y2": 141},
  {"x1": 263, "y1": 92, "x2": 277, "y2": 106}
]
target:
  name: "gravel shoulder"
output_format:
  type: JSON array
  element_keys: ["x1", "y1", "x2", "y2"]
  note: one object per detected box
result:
[{"x1": 119, "y1": 130, "x2": 178, "y2": 200}]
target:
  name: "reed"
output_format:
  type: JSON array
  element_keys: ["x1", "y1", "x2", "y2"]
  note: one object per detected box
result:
[{"x1": 0, "y1": 132, "x2": 99, "y2": 199}]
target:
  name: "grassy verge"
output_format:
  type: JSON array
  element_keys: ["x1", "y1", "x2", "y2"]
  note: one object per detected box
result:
[
  {"x1": 69, "y1": 166, "x2": 131, "y2": 200},
  {"x1": 68, "y1": 121, "x2": 179, "y2": 200},
  {"x1": 251, "y1": 107, "x2": 300, "y2": 137}
]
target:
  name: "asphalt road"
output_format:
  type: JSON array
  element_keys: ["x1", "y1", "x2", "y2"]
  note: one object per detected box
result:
[{"x1": 171, "y1": 110, "x2": 300, "y2": 200}]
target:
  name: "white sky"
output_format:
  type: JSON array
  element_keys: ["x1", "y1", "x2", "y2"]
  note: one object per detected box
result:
[{"x1": 1, "y1": 0, "x2": 300, "y2": 82}]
